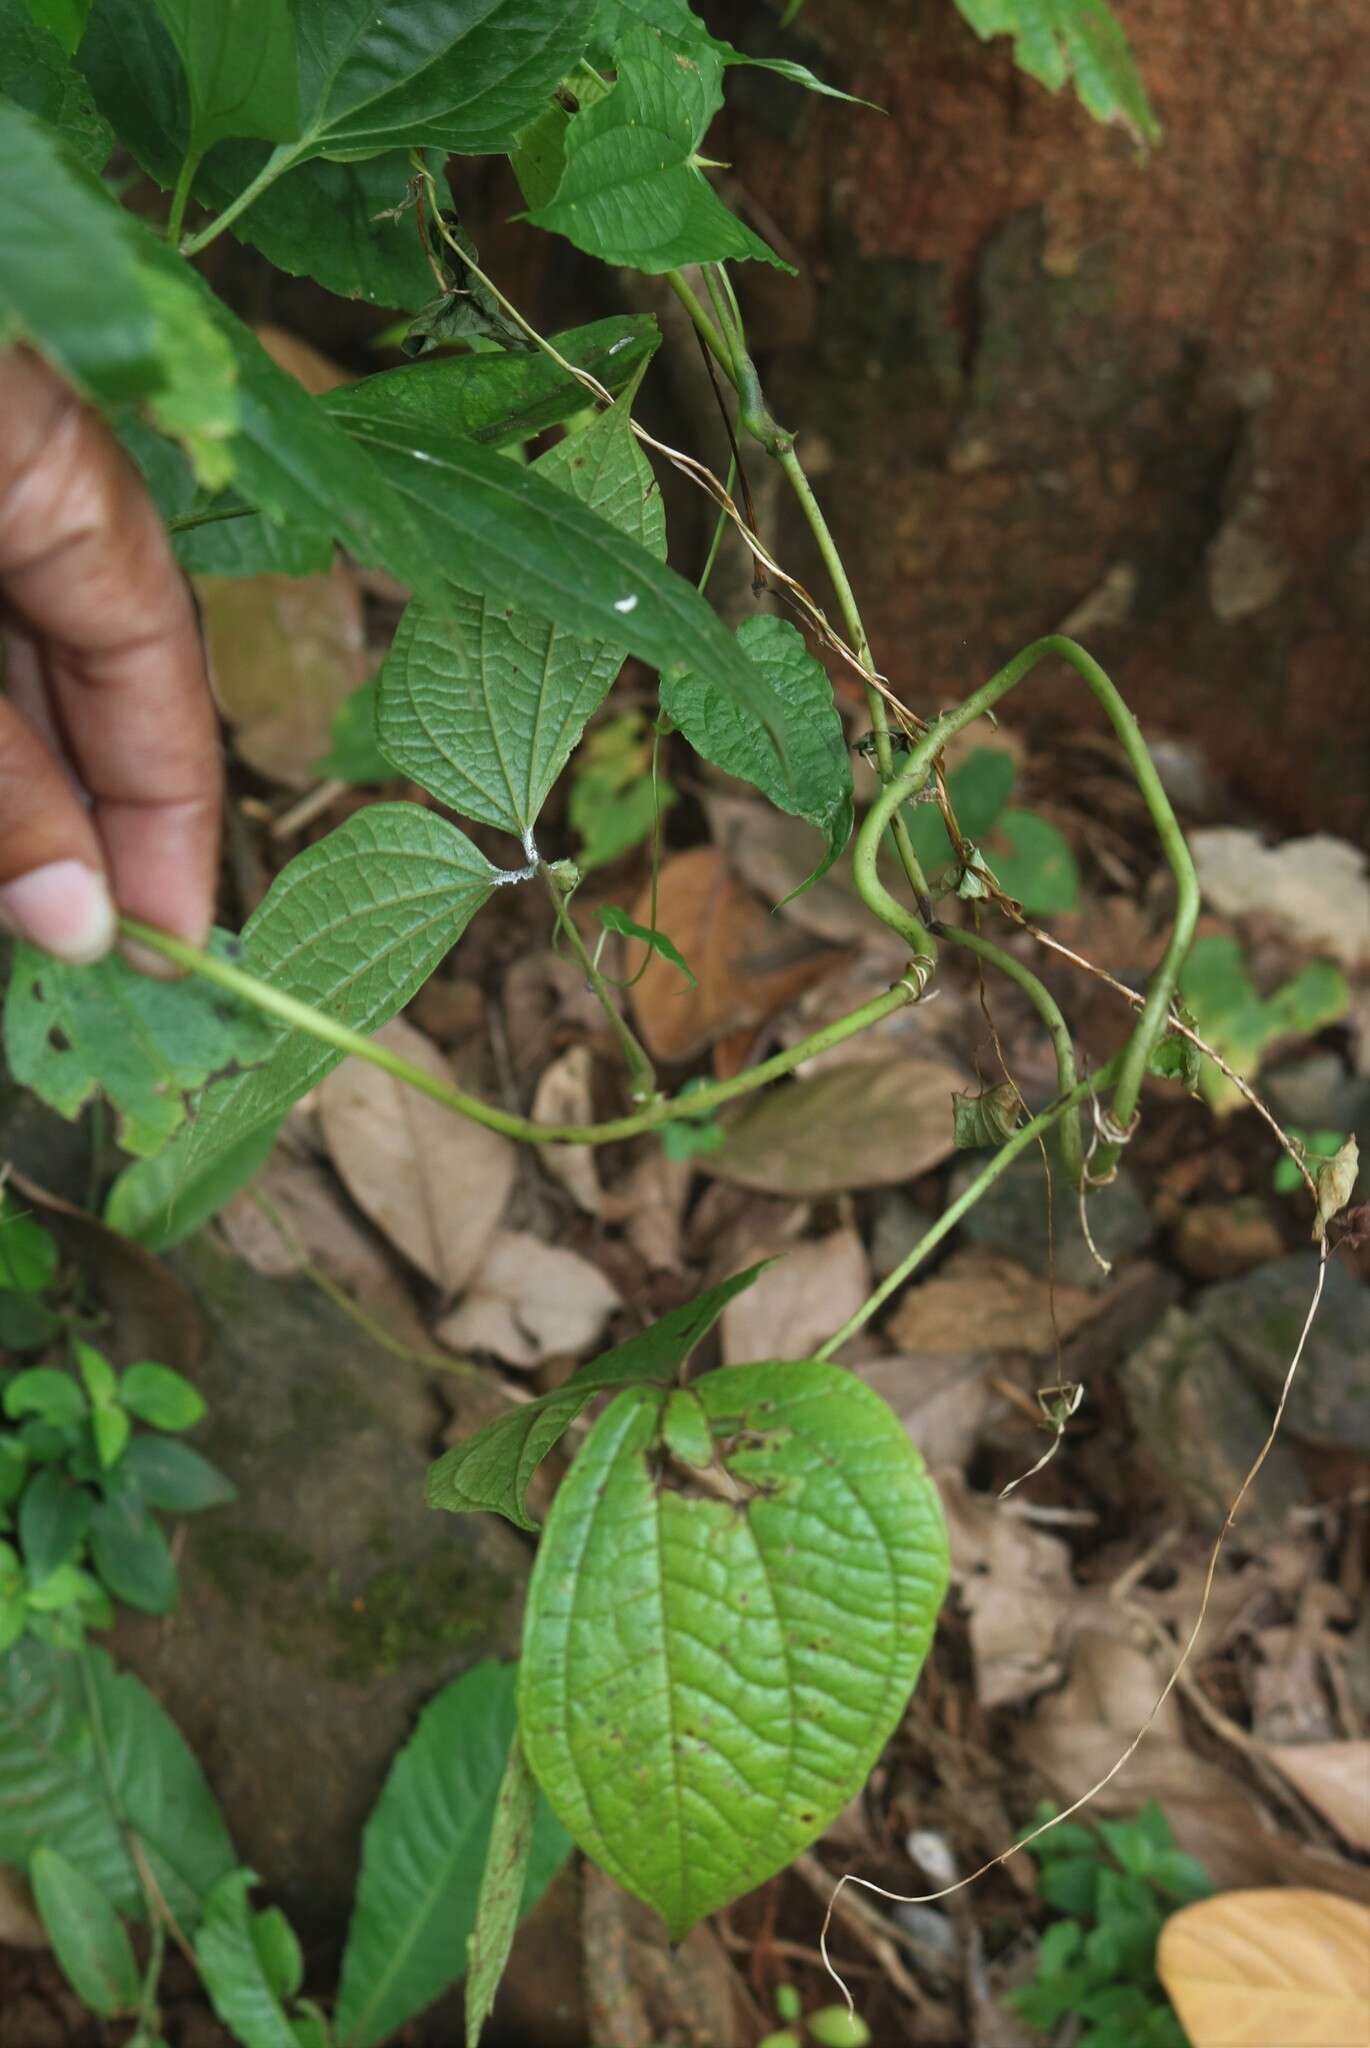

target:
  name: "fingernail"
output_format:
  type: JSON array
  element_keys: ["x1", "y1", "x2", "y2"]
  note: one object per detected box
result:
[{"x1": 0, "y1": 861, "x2": 116, "y2": 965}]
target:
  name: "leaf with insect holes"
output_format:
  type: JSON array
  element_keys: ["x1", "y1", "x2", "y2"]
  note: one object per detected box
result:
[
  {"x1": 32, "y1": 1846, "x2": 140, "y2": 2018},
  {"x1": 428, "y1": 1266, "x2": 765, "y2": 1530},
  {"x1": 527, "y1": 27, "x2": 789, "y2": 274},
  {"x1": 662, "y1": 615, "x2": 852, "y2": 893},
  {"x1": 2, "y1": 930, "x2": 274, "y2": 1159},
  {"x1": 518, "y1": 1360, "x2": 949, "y2": 1936},
  {"x1": 598, "y1": 905, "x2": 696, "y2": 987},
  {"x1": 949, "y1": 0, "x2": 1159, "y2": 143},
  {"x1": 335, "y1": 1663, "x2": 569, "y2": 2048},
  {"x1": 375, "y1": 386, "x2": 666, "y2": 843},
  {"x1": 0, "y1": 3, "x2": 111, "y2": 169},
  {"x1": 335, "y1": 407, "x2": 787, "y2": 752},
  {"x1": 171, "y1": 805, "x2": 500, "y2": 1180}
]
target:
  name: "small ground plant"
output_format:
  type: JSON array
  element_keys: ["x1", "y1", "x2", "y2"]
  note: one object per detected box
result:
[
  {"x1": 0, "y1": 0, "x2": 1355, "y2": 2039},
  {"x1": 1008, "y1": 1800, "x2": 1213, "y2": 2048}
]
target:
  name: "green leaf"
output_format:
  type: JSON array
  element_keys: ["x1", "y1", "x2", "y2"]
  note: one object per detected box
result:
[
  {"x1": 74, "y1": 1343, "x2": 117, "y2": 1408},
  {"x1": 21, "y1": 0, "x2": 90, "y2": 54},
  {"x1": 374, "y1": 386, "x2": 666, "y2": 842},
  {"x1": 528, "y1": 27, "x2": 789, "y2": 273},
  {"x1": 172, "y1": 805, "x2": 499, "y2": 1179},
  {"x1": 89, "y1": 1491, "x2": 177, "y2": 1613},
  {"x1": 0, "y1": 0, "x2": 111, "y2": 168},
  {"x1": 428, "y1": 1265, "x2": 766, "y2": 1531},
  {"x1": 114, "y1": 414, "x2": 332, "y2": 579},
  {"x1": 119, "y1": 1436, "x2": 237, "y2": 1513},
  {"x1": 569, "y1": 709, "x2": 674, "y2": 872},
  {"x1": 152, "y1": 0, "x2": 298, "y2": 157},
  {"x1": 31, "y1": 1845, "x2": 140, "y2": 2017},
  {"x1": 0, "y1": 1289, "x2": 60, "y2": 1352},
  {"x1": 0, "y1": 1440, "x2": 29, "y2": 1511},
  {"x1": 336, "y1": 1662, "x2": 570, "y2": 2048},
  {"x1": 18, "y1": 1467, "x2": 93, "y2": 1582},
  {"x1": 901, "y1": 746, "x2": 1015, "y2": 873},
  {"x1": 104, "y1": 1118, "x2": 282, "y2": 1253},
  {"x1": 464, "y1": 1732, "x2": 541, "y2": 2048},
  {"x1": 251, "y1": 1906, "x2": 304, "y2": 2005},
  {"x1": 0, "y1": 1196, "x2": 59, "y2": 1294},
  {"x1": 3, "y1": 1369, "x2": 86, "y2": 1426},
  {"x1": 951, "y1": 1081, "x2": 1021, "y2": 1149},
  {"x1": 1180, "y1": 935, "x2": 1349, "y2": 1113},
  {"x1": 598, "y1": 905, "x2": 695, "y2": 987},
  {"x1": 589, "y1": 0, "x2": 872, "y2": 105},
  {"x1": 518, "y1": 1359, "x2": 949, "y2": 1935},
  {"x1": 984, "y1": 808, "x2": 1080, "y2": 913},
  {"x1": 119, "y1": 1363, "x2": 206, "y2": 1433},
  {"x1": 0, "y1": 1639, "x2": 235, "y2": 1924},
  {"x1": 3, "y1": 929, "x2": 275, "y2": 1159},
  {"x1": 197, "y1": 1870, "x2": 299, "y2": 2048},
  {"x1": 949, "y1": 0, "x2": 1159, "y2": 143},
  {"x1": 93, "y1": 1406, "x2": 131, "y2": 1471},
  {"x1": 662, "y1": 614, "x2": 852, "y2": 891},
  {"x1": 332, "y1": 414, "x2": 786, "y2": 748},
  {"x1": 82, "y1": 0, "x2": 594, "y2": 263}
]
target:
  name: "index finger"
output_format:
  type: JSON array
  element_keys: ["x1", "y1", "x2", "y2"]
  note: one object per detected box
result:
[{"x1": 0, "y1": 347, "x2": 222, "y2": 952}]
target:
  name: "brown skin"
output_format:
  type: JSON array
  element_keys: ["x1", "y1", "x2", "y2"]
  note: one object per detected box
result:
[{"x1": 0, "y1": 347, "x2": 221, "y2": 971}]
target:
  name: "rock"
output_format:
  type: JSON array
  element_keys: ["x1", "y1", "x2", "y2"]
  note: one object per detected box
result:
[
  {"x1": 1198, "y1": 1251, "x2": 1370, "y2": 1453},
  {"x1": 1267, "y1": 1052, "x2": 1370, "y2": 1150},
  {"x1": 1122, "y1": 1308, "x2": 1309, "y2": 1539},
  {"x1": 949, "y1": 1153, "x2": 1153, "y2": 1291},
  {"x1": 1173, "y1": 1198, "x2": 1286, "y2": 1281},
  {"x1": 113, "y1": 1237, "x2": 528, "y2": 1936}
]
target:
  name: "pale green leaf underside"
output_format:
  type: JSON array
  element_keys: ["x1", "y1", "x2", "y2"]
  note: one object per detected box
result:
[
  {"x1": 0, "y1": 1641, "x2": 235, "y2": 1927},
  {"x1": 464, "y1": 1732, "x2": 540, "y2": 2048},
  {"x1": 3, "y1": 932, "x2": 274, "y2": 1158},
  {"x1": 335, "y1": 1663, "x2": 569, "y2": 2048},
  {"x1": 377, "y1": 392, "x2": 666, "y2": 840},
  {"x1": 662, "y1": 614, "x2": 852, "y2": 892},
  {"x1": 428, "y1": 1266, "x2": 764, "y2": 1530},
  {"x1": 519, "y1": 1361, "x2": 949, "y2": 1935},
  {"x1": 196, "y1": 1870, "x2": 298, "y2": 2048},
  {"x1": 179, "y1": 805, "x2": 498, "y2": 1177},
  {"x1": 950, "y1": 0, "x2": 1159, "y2": 142},
  {"x1": 528, "y1": 26, "x2": 789, "y2": 274}
]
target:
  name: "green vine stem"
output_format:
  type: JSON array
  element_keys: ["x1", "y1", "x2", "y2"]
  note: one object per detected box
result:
[
  {"x1": 540, "y1": 862, "x2": 658, "y2": 1104},
  {"x1": 178, "y1": 142, "x2": 294, "y2": 255},
  {"x1": 852, "y1": 635, "x2": 1199, "y2": 1180},
  {"x1": 945, "y1": 923, "x2": 1085, "y2": 1187},
  {"x1": 117, "y1": 915, "x2": 924, "y2": 1146},
  {"x1": 815, "y1": 1049, "x2": 1124, "y2": 1359},
  {"x1": 165, "y1": 149, "x2": 202, "y2": 248}
]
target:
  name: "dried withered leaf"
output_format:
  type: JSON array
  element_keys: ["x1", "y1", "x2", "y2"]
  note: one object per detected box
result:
[
  {"x1": 626, "y1": 847, "x2": 838, "y2": 1062},
  {"x1": 318, "y1": 1017, "x2": 515, "y2": 1292},
  {"x1": 1157, "y1": 1888, "x2": 1370, "y2": 2047},
  {"x1": 199, "y1": 558, "x2": 367, "y2": 788},
  {"x1": 888, "y1": 1248, "x2": 1102, "y2": 1357},
  {"x1": 718, "y1": 1229, "x2": 868, "y2": 1364},
  {"x1": 703, "y1": 1056, "x2": 962, "y2": 1198},
  {"x1": 1258, "y1": 1741, "x2": 1370, "y2": 1854},
  {"x1": 436, "y1": 1230, "x2": 621, "y2": 1370}
]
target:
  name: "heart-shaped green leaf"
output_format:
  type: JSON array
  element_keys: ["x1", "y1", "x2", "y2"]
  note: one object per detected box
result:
[{"x1": 518, "y1": 1359, "x2": 949, "y2": 1935}]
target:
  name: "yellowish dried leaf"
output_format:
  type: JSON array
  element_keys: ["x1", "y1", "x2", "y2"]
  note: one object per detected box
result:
[{"x1": 1157, "y1": 1888, "x2": 1370, "y2": 2046}]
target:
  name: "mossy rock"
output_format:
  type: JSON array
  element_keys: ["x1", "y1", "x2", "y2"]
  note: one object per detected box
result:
[{"x1": 112, "y1": 1236, "x2": 527, "y2": 1937}]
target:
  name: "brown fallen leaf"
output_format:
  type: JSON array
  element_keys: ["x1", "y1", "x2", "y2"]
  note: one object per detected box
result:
[
  {"x1": 1015, "y1": 1622, "x2": 1370, "y2": 1899},
  {"x1": 532, "y1": 1046, "x2": 603, "y2": 1216},
  {"x1": 1258, "y1": 1742, "x2": 1370, "y2": 1854},
  {"x1": 719, "y1": 1227, "x2": 869, "y2": 1364},
  {"x1": 852, "y1": 1354, "x2": 992, "y2": 1473},
  {"x1": 253, "y1": 323, "x2": 351, "y2": 395},
  {"x1": 937, "y1": 1472, "x2": 1074, "y2": 1709},
  {"x1": 888, "y1": 1248, "x2": 1102, "y2": 1357},
  {"x1": 1157, "y1": 1889, "x2": 1370, "y2": 2047},
  {"x1": 627, "y1": 846, "x2": 839, "y2": 1061},
  {"x1": 600, "y1": 1150, "x2": 693, "y2": 1274},
  {"x1": 703, "y1": 1056, "x2": 962, "y2": 1198},
  {"x1": 198, "y1": 558, "x2": 367, "y2": 787},
  {"x1": 318, "y1": 1017, "x2": 515, "y2": 1293},
  {"x1": 436, "y1": 1230, "x2": 621, "y2": 1369},
  {"x1": 704, "y1": 790, "x2": 897, "y2": 949}
]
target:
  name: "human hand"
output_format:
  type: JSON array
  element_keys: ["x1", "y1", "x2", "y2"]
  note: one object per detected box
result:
[{"x1": 0, "y1": 347, "x2": 221, "y2": 971}]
